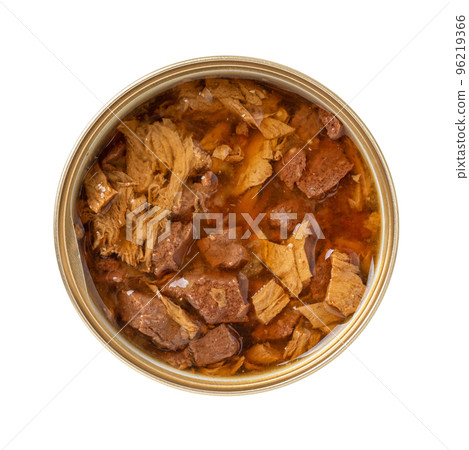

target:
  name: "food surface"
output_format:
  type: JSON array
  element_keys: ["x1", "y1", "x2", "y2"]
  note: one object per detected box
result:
[{"x1": 76, "y1": 77, "x2": 380, "y2": 376}]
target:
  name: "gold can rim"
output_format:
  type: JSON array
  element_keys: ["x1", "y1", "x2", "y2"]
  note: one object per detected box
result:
[{"x1": 54, "y1": 56, "x2": 399, "y2": 395}]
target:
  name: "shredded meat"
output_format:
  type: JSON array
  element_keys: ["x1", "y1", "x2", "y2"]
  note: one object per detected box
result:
[
  {"x1": 199, "y1": 356, "x2": 245, "y2": 376},
  {"x1": 90, "y1": 186, "x2": 133, "y2": 255},
  {"x1": 284, "y1": 320, "x2": 322, "y2": 359},
  {"x1": 245, "y1": 342, "x2": 283, "y2": 366},
  {"x1": 234, "y1": 134, "x2": 273, "y2": 195},
  {"x1": 287, "y1": 219, "x2": 315, "y2": 288},
  {"x1": 118, "y1": 120, "x2": 158, "y2": 194},
  {"x1": 251, "y1": 279, "x2": 290, "y2": 325},
  {"x1": 212, "y1": 144, "x2": 244, "y2": 162},
  {"x1": 325, "y1": 251, "x2": 366, "y2": 316},
  {"x1": 84, "y1": 162, "x2": 117, "y2": 213},
  {"x1": 297, "y1": 301, "x2": 344, "y2": 329},
  {"x1": 250, "y1": 239, "x2": 303, "y2": 295},
  {"x1": 258, "y1": 117, "x2": 295, "y2": 139}
]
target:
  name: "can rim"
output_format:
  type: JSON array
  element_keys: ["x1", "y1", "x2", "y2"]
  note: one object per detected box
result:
[{"x1": 54, "y1": 56, "x2": 399, "y2": 395}]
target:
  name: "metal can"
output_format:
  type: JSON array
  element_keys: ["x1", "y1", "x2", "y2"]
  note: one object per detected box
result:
[{"x1": 54, "y1": 56, "x2": 398, "y2": 394}]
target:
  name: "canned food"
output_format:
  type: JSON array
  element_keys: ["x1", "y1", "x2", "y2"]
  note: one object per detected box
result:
[{"x1": 54, "y1": 56, "x2": 398, "y2": 394}]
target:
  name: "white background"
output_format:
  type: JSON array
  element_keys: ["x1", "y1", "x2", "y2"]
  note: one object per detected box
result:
[{"x1": 1, "y1": 0, "x2": 467, "y2": 449}]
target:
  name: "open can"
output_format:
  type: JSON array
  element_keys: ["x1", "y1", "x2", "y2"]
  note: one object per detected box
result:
[{"x1": 54, "y1": 56, "x2": 399, "y2": 394}]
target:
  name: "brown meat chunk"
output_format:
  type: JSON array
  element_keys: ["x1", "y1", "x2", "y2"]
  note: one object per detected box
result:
[
  {"x1": 116, "y1": 290, "x2": 198, "y2": 350},
  {"x1": 252, "y1": 307, "x2": 300, "y2": 341},
  {"x1": 325, "y1": 251, "x2": 366, "y2": 316},
  {"x1": 93, "y1": 257, "x2": 127, "y2": 286},
  {"x1": 151, "y1": 222, "x2": 193, "y2": 278},
  {"x1": 101, "y1": 135, "x2": 125, "y2": 171},
  {"x1": 297, "y1": 301, "x2": 344, "y2": 329},
  {"x1": 268, "y1": 198, "x2": 308, "y2": 233},
  {"x1": 84, "y1": 162, "x2": 118, "y2": 213},
  {"x1": 290, "y1": 104, "x2": 322, "y2": 142},
  {"x1": 163, "y1": 272, "x2": 249, "y2": 324},
  {"x1": 236, "y1": 122, "x2": 249, "y2": 136},
  {"x1": 158, "y1": 348, "x2": 193, "y2": 370},
  {"x1": 296, "y1": 140, "x2": 353, "y2": 199},
  {"x1": 171, "y1": 185, "x2": 197, "y2": 221},
  {"x1": 277, "y1": 148, "x2": 306, "y2": 190},
  {"x1": 318, "y1": 107, "x2": 344, "y2": 140},
  {"x1": 156, "y1": 293, "x2": 200, "y2": 340},
  {"x1": 189, "y1": 324, "x2": 240, "y2": 366},
  {"x1": 310, "y1": 250, "x2": 332, "y2": 301},
  {"x1": 251, "y1": 279, "x2": 290, "y2": 325},
  {"x1": 197, "y1": 171, "x2": 219, "y2": 212},
  {"x1": 197, "y1": 230, "x2": 249, "y2": 270}
]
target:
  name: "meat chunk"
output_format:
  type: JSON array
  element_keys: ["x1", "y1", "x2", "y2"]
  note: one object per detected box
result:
[
  {"x1": 287, "y1": 219, "x2": 316, "y2": 288},
  {"x1": 171, "y1": 185, "x2": 197, "y2": 221},
  {"x1": 189, "y1": 324, "x2": 240, "y2": 366},
  {"x1": 251, "y1": 279, "x2": 290, "y2": 325},
  {"x1": 245, "y1": 342, "x2": 283, "y2": 366},
  {"x1": 252, "y1": 306, "x2": 300, "y2": 341},
  {"x1": 197, "y1": 171, "x2": 219, "y2": 213},
  {"x1": 151, "y1": 222, "x2": 193, "y2": 278},
  {"x1": 212, "y1": 144, "x2": 244, "y2": 163},
  {"x1": 118, "y1": 120, "x2": 158, "y2": 194},
  {"x1": 116, "y1": 290, "x2": 199, "y2": 350},
  {"x1": 258, "y1": 117, "x2": 295, "y2": 140},
  {"x1": 90, "y1": 186, "x2": 133, "y2": 254},
  {"x1": 296, "y1": 140, "x2": 353, "y2": 199},
  {"x1": 325, "y1": 251, "x2": 366, "y2": 316},
  {"x1": 158, "y1": 348, "x2": 193, "y2": 370},
  {"x1": 290, "y1": 104, "x2": 322, "y2": 142},
  {"x1": 93, "y1": 257, "x2": 127, "y2": 286},
  {"x1": 297, "y1": 301, "x2": 344, "y2": 329},
  {"x1": 250, "y1": 239, "x2": 303, "y2": 295},
  {"x1": 268, "y1": 199, "x2": 305, "y2": 233},
  {"x1": 101, "y1": 135, "x2": 125, "y2": 171},
  {"x1": 310, "y1": 250, "x2": 332, "y2": 301},
  {"x1": 84, "y1": 162, "x2": 118, "y2": 213},
  {"x1": 233, "y1": 133, "x2": 273, "y2": 195},
  {"x1": 318, "y1": 107, "x2": 344, "y2": 140},
  {"x1": 163, "y1": 272, "x2": 249, "y2": 324},
  {"x1": 284, "y1": 320, "x2": 322, "y2": 359},
  {"x1": 277, "y1": 148, "x2": 306, "y2": 190},
  {"x1": 197, "y1": 229, "x2": 249, "y2": 270}
]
